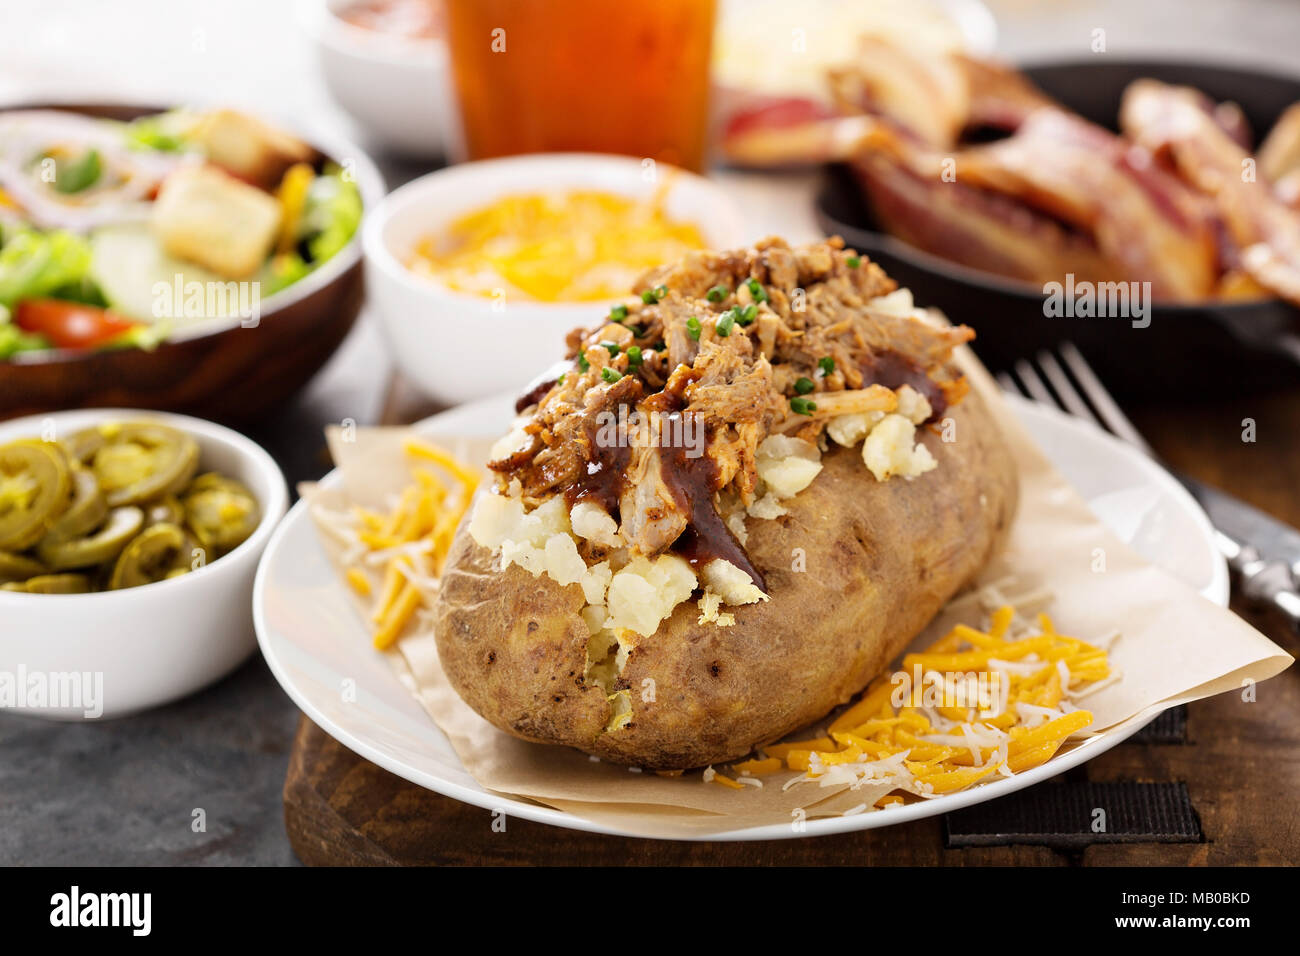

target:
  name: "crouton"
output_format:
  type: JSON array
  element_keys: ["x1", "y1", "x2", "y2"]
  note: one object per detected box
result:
[
  {"x1": 152, "y1": 164, "x2": 281, "y2": 278},
  {"x1": 191, "y1": 109, "x2": 314, "y2": 189}
]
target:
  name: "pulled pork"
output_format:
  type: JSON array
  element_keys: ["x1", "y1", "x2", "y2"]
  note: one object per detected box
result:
[{"x1": 487, "y1": 237, "x2": 973, "y2": 582}]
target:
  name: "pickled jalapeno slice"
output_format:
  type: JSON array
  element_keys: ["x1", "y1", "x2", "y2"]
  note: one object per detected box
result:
[
  {"x1": 183, "y1": 474, "x2": 260, "y2": 555},
  {"x1": 0, "y1": 549, "x2": 47, "y2": 583},
  {"x1": 90, "y1": 424, "x2": 199, "y2": 507},
  {"x1": 43, "y1": 466, "x2": 108, "y2": 544},
  {"x1": 143, "y1": 494, "x2": 185, "y2": 528},
  {"x1": 62, "y1": 427, "x2": 106, "y2": 465},
  {"x1": 109, "y1": 522, "x2": 191, "y2": 590},
  {"x1": 37, "y1": 505, "x2": 144, "y2": 570},
  {"x1": 22, "y1": 573, "x2": 92, "y2": 594},
  {"x1": 0, "y1": 439, "x2": 71, "y2": 551},
  {"x1": 1, "y1": 420, "x2": 260, "y2": 595}
]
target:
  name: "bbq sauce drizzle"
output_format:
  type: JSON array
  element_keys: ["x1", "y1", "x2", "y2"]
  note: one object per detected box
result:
[
  {"x1": 565, "y1": 410, "x2": 631, "y2": 515},
  {"x1": 862, "y1": 349, "x2": 949, "y2": 421},
  {"x1": 643, "y1": 380, "x2": 766, "y2": 591},
  {"x1": 553, "y1": 387, "x2": 766, "y2": 592},
  {"x1": 660, "y1": 417, "x2": 766, "y2": 592}
]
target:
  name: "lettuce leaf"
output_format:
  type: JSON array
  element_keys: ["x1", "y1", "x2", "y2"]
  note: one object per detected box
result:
[
  {"x1": 0, "y1": 229, "x2": 96, "y2": 309},
  {"x1": 0, "y1": 305, "x2": 50, "y2": 359},
  {"x1": 259, "y1": 252, "x2": 312, "y2": 296},
  {"x1": 300, "y1": 168, "x2": 362, "y2": 265},
  {"x1": 123, "y1": 111, "x2": 194, "y2": 153}
]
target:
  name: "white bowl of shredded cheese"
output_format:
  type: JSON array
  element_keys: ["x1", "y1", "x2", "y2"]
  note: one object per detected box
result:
[{"x1": 363, "y1": 153, "x2": 749, "y2": 404}]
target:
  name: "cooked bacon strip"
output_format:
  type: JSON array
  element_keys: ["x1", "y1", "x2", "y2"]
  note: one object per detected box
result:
[
  {"x1": 812, "y1": 42, "x2": 1218, "y2": 299},
  {"x1": 1259, "y1": 103, "x2": 1300, "y2": 183},
  {"x1": 953, "y1": 109, "x2": 1219, "y2": 300},
  {"x1": 719, "y1": 98, "x2": 889, "y2": 168},
  {"x1": 1120, "y1": 78, "x2": 1300, "y2": 305},
  {"x1": 956, "y1": 54, "x2": 1060, "y2": 133},
  {"x1": 718, "y1": 39, "x2": 1050, "y2": 167},
  {"x1": 851, "y1": 153, "x2": 1118, "y2": 286},
  {"x1": 827, "y1": 37, "x2": 971, "y2": 148}
]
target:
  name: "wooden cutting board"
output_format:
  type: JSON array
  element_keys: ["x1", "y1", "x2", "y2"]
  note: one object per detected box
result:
[{"x1": 282, "y1": 376, "x2": 1300, "y2": 865}]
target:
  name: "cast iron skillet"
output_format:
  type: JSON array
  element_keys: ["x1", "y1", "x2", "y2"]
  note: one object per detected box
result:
[{"x1": 815, "y1": 59, "x2": 1300, "y2": 398}]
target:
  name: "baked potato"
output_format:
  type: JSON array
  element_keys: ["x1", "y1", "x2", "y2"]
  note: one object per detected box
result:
[{"x1": 432, "y1": 237, "x2": 1018, "y2": 770}]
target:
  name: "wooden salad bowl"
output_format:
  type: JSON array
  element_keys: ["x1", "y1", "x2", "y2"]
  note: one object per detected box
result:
[{"x1": 0, "y1": 103, "x2": 386, "y2": 424}]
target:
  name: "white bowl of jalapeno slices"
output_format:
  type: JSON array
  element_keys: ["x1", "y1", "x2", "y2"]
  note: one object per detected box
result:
[{"x1": 0, "y1": 409, "x2": 288, "y2": 719}]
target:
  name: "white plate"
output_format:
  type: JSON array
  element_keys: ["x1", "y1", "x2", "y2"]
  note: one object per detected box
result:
[{"x1": 253, "y1": 393, "x2": 1229, "y2": 841}]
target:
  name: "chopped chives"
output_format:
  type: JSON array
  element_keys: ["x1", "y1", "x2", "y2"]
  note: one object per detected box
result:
[
  {"x1": 601, "y1": 367, "x2": 623, "y2": 383},
  {"x1": 745, "y1": 278, "x2": 768, "y2": 303},
  {"x1": 627, "y1": 345, "x2": 643, "y2": 367},
  {"x1": 706, "y1": 284, "x2": 729, "y2": 303},
  {"x1": 686, "y1": 316, "x2": 701, "y2": 341},
  {"x1": 846, "y1": 255, "x2": 861, "y2": 269},
  {"x1": 818, "y1": 356, "x2": 835, "y2": 375},
  {"x1": 794, "y1": 377, "x2": 815, "y2": 395},
  {"x1": 609, "y1": 304, "x2": 628, "y2": 322},
  {"x1": 789, "y1": 396, "x2": 817, "y2": 416},
  {"x1": 715, "y1": 311, "x2": 736, "y2": 337}
]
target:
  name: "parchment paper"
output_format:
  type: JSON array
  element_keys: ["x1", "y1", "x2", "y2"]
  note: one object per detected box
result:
[{"x1": 302, "y1": 350, "x2": 1292, "y2": 838}]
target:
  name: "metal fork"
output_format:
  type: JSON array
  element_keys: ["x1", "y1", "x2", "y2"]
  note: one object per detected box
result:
[{"x1": 998, "y1": 342, "x2": 1300, "y2": 632}]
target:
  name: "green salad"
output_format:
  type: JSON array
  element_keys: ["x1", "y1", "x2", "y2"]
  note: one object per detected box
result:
[{"x1": 0, "y1": 108, "x2": 362, "y2": 358}]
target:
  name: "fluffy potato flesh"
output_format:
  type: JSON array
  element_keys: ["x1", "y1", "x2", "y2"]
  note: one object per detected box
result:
[{"x1": 433, "y1": 389, "x2": 1017, "y2": 770}]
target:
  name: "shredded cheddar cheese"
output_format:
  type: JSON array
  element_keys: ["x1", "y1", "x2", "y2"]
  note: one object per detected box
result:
[
  {"x1": 372, "y1": 579, "x2": 424, "y2": 651},
  {"x1": 728, "y1": 605, "x2": 1112, "y2": 808},
  {"x1": 344, "y1": 567, "x2": 371, "y2": 596},
  {"x1": 708, "y1": 770, "x2": 746, "y2": 790},
  {"x1": 371, "y1": 555, "x2": 412, "y2": 624},
  {"x1": 733, "y1": 757, "x2": 782, "y2": 776},
  {"x1": 405, "y1": 187, "x2": 707, "y2": 303},
  {"x1": 328, "y1": 439, "x2": 479, "y2": 650}
]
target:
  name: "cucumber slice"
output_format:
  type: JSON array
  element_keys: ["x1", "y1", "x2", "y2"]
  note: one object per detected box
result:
[{"x1": 89, "y1": 223, "x2": 239, "y2": 325}]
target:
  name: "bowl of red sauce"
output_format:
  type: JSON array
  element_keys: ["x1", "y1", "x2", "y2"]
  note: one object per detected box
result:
[{"x1": 300, "y1": 0, "x2": 453, "y2": 158}]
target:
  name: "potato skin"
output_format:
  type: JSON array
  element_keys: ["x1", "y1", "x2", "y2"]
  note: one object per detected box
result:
[{"x1": 433, "y1": 390, "x2": 1018, "y2": 770}]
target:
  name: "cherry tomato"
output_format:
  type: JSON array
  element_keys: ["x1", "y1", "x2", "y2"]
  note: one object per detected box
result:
[{"x1": 13, "y1": 299, "x2": 142, "y2": 350}]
